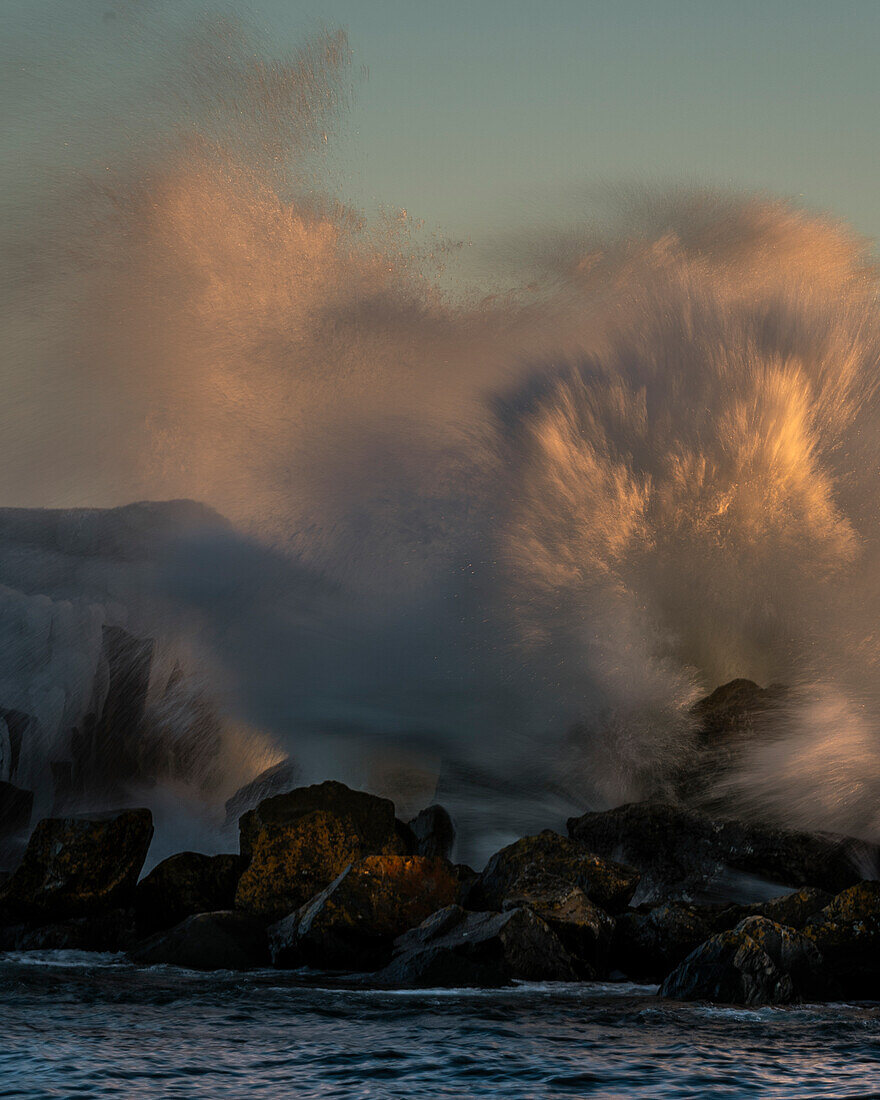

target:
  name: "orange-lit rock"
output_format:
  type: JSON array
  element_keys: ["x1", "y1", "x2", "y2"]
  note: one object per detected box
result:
[{"x1": 269, "y1": 853, "x2": 459, "y2": 970}]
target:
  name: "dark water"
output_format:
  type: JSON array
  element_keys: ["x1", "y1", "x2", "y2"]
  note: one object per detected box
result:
[{"x1": 1, "y1": 952, "x2": 878, "y2": 1099}]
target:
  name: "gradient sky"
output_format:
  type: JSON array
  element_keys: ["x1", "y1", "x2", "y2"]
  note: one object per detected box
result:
[{"x1": 4, "y1": 0, "x2": 880, "y2": 250}]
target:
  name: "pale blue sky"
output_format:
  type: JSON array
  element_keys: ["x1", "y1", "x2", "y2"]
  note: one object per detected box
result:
[{"x1": 4, "y1": 0, "x2": 880, "y2": 249}]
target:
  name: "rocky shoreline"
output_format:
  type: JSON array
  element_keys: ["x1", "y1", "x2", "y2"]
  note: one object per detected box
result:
[{"x1": 1, "y1": 777, "x2": 878, "y2": 1005}]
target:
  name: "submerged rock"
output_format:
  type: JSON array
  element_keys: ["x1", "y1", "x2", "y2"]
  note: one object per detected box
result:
[
  {"x1": 567, "y1": 801, "x2": 878, "y2": 901},
  {"x1": 407, "y1": 805, "x2": 455, "y2": 860},
  {"x1": 469, "y1": 830, "x2": 639, "y2": 915},
  {"x1": 375, "y1": 904, "x2": 578, "y2": 988},
  {"x1": 131, "y1": 910, "x2": 269, "y2": 971},
  {"x1": 660, "y1": 926, "x2": 794, "y2": 1005},
  {"x1": 0, "y1": 781, "x2": 33, "y2": 837},
  {"x1": 268, "y1": 854, "x2": 459, "y2": 970},
  {"x1": 0, "y1": 808, "x2": 153, "y2": 924},
  {"x1": 135, "y1": 852, "x2": 242, "y2": 935},
  {"x1": 803, "y1": 880, "x2": 880, "y2": 998},
  {"x1": 235, "y1": 781, "x2": 409, "y2": 919}
]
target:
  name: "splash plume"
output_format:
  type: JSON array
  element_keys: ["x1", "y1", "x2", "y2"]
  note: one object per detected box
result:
[{"x1": 3, "y1": 14, "x2": 880, "y2": 861}]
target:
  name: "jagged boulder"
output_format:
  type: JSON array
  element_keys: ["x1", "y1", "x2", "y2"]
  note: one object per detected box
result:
[
  {"x1": 131, "y1": 910, "x2": 268, "y2": 971},
  {"x1": 235, "y1": 781, "x2": 409, "y2": 919},
  {"x1": 0, "y1": 781, "x2": 32, "y2": 836},
  {"x1": 407, "y1": 805, "x2": 455, "y2": 860},
  {"x1": 732, "y1": 916, "x2": 825, "y2": 999},
  {"x1": 568, "y1": 801, "x2": 878, "y2": 901},
  {"x1": 660, "y1": 927, "x2": 794, "y2": 1005},
  {"x1": 268, "y1": 854, "x2": 459, "y2": 970},
  {"x1": 223, "y1": 759, "x2": 302, "y2": 827},
  {"x1": 0, "y1": 808, "x2": 153, "y2": 923},
  {"x1": 135, "y1": 852, "x2": 243, "y2": 935},
  {"x1": 502, "y1": 883, "x2": 614, "y2": 977},
  {"x1": 469, "y1": 830, "x2": 639, "y2": 915},
  {"x1": 614, "y1": 903, "x2": 714, "y2": 982},
  {"x1": 803, "y1": 880, "x2": 880, "y2": 998},
  {"x1": 375, "y1": 904, "x2": 578, "y2": 988}
]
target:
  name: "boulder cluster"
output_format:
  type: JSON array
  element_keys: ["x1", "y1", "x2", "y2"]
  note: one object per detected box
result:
[{"x1": 1, "y1": 777, "x2": 878, "y2": 1004}]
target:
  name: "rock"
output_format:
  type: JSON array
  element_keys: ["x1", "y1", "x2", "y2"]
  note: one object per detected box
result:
[
  {"x1": 223, "y1": 759, "x2": 302, "y2": 827},
  {"x1": 0, "y1": 781, "x2": 33, "y2": 836},
  {"x1": 660, "y1": 927, "x2": 794, "y2": 1005},
  {"x1": 268, "y1": 854, "x2": 459, "y2": 970},
  {"x1": 732, "y1": 916, "x2": 825, "y2": 999},
  {"x1": 407, "y1": 805, "x2": 455, "y2": 860},
  {"x1": 131, "y1": 910, "x2": 268, "y2": 971},
  {"x1": 235, "y1": 781, "x2": 408, "y2": 920},
  {"x1": 614, "y1": 903, "x2": 714, "y2": 982},
  {"x1": 469, "y1": 830, "x2": 639, "y2": 914},
  {"x1": 375, "y1": 904, "x2": 579, "y2": 988},
  {"x1": 502, "y1": 883, "x2": 614, "y2": 977},
  {"x1": 567, "y1": 801, "x2": 878, "y2": 902},
  {"x1": 735, "y1": 887, "x2": 832, "y2": 930},
  {"x1": 135, "y1": 852, "x2": 243, "y2": 935},
  {"x1": 803, "y1": 880, "x2": 880, "y2": 998},
  {"x1": 0, "y1": 908, "x2": 136, "y2": 952},
  {"x1": 0, "y1": 808, "x2": 153, "y2": 923}
]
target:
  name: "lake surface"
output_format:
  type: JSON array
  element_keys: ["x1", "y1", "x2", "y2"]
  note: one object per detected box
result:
[{"x1": 1, "y1": 951, "x2": 878, "y2": 1099}]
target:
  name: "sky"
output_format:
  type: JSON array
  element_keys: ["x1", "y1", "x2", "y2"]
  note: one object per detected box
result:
[{"x1": 3, "y1": 0, "x2": 880, "y2": 253}]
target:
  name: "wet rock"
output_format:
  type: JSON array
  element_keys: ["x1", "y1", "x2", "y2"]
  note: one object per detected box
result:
[
  {"x1": 131, "y1": 910, "x2": 268, "y2": 971},
  {"x1": 235, "y1": 781, "x2": 408, "y2": 919},
  {"x1": 407, "y1": 805, "x2": 455, "y2": 860},
  {"x1": 375, "y1": 904, "x2": 578, "y2": 988},
  {"x1": 470, "y1": 830, "x2": 639, "y2": 915},
  {"x1": 660, "y1": 927, "x2": 794, "y2": 1005},
  {"x1": 0, "y1": 781, "x2": 33, "y2": 836},
  {"x1": 268, "y1": 854, "x2": 459, "y2": 970},
  {"x1": 732, "y1": 916, "x2": 825, "y2": 999},
  {"x1": 0, "y1": 708, "x2": 37, "y2": 783},
  {"x1": 135, "y1": 852, "x2": 243, "y2": 935},
  {"x1": 0, "y1": 908, "x2": 136, "y2": 952},
  {"x1": 567, "y1": 801, "x2": 878, "y2": 902},
  {"x1": 614, "y1": 903, "x2": 714, "y2": 982},
  {"x1": 803, "y1": 880, "x2": 880, "y2": 998},
  {"x1": 223, "y1": 759, "x2": 302, "y2": 827},
  {"x1": 0, "y1": 808, "x2": 153, "y2": 923}
]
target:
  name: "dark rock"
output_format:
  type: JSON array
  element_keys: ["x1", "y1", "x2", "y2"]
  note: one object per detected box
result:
[
  {"x1": 0, "y1": 808, "x2": 153, "y2": 923},
  {"x1": 375, "y1": 904, "x2": 578, "y2": 988},
  {"x1": 803, "y1": 880, "x2": 880, "y2": 998},
  {"x1": 407, "y1": 805, "x2": 455, "y2": 860},
  {"x1": 268, "y1": 854, "x2": 459, "y2": 970},
  {"x1": 0, "y1": 781, "x2": 33, "y2": 836},
  {"x1": 0, "y1": 908, "x2": 136, "y2": 952},
  {"x1": 135, "y1": 852, "x2": 243, "y2": 935},
  {"x1": 732, "y1": 916, "x2": 825, "y2": 1000},
  {"x1": 470, "y1": 830, "x2": 639, "y2": 914},
  {"x1": 734, "y1": 887, "x2": 833, "y2": 930},
  {"x1": 223, "y1": 759, "x2": 302, "y2": 827},
  {"x1": 131, "y1": 910, "x2": 268, "y2": 971},
  {"x1": 502, "y1": 883, "x2": 613, "y2": 977},
  {"x1": 660, "y1": 927, "x2": 794, "y2": 1005},
  {"x1": 567, "y1": 801, "x2": 878, "y2": 902},
  {"x1": 235, "y1": 781, "x2": 408, "y2": 920},
  {"x1": 614, "y1": 903, "x2": 714, "y2": 981}
]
